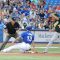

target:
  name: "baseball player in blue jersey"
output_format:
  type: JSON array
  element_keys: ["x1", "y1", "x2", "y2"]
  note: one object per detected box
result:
[{"x1": 1, "y1": 26, "x2": 35, "y2": 53}]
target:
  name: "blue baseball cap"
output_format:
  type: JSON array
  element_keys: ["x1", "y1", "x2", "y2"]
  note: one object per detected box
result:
[{"x1": 26, "y1": 26, "x2": 32, "y2": 31}]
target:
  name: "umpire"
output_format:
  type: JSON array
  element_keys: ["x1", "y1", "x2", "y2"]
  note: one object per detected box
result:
[{"x1": 0, "y1": 17, "x2": 20, "y2": 51}]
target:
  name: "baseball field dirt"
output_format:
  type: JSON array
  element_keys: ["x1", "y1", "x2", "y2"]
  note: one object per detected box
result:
[{"x1": 0, "y1": 52, "x2": 60, "y2": 56}]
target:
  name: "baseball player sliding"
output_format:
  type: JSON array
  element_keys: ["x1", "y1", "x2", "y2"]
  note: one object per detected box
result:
[{"x1": 1, "y1": 26, "x2": 35, "y2": 53}]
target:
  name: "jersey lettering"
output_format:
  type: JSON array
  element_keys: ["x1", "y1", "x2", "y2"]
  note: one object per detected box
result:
[{"x1": 27, "y1": 33, "x2": 32, "y2": 41}]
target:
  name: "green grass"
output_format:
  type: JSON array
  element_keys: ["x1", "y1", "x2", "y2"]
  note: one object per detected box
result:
[
  {"x1": 0, "y1": 56, "x2": 60, "y2": 60},
  {"x1": 33, "y1": 44, "x2": 60, "y2": 53},
  {"x1": 35, "y1": 48, "x2": 60, "y2": 53}
]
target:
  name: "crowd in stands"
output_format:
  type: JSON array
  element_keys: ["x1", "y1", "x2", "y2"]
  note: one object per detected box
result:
[{"x1": 0, "y1": 0, "x2": 60, "y2": 30}]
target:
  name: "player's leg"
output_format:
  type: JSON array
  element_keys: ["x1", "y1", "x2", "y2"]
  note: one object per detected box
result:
[
  {"x1": 19, "y1": 42, "x2": 31, "y2": 52},
  {"x1": 1, "y1": 43, "x2": 22, "y2": 52},
  {"x1": 0, "y1": 35, "x2": 11, "y2": 51},
  {"x1": 1, "y1": 42, "x2": 31, "y2": 53},
  {"x1": 44, "y1": 32, "x2": 58, "y2": 52}
]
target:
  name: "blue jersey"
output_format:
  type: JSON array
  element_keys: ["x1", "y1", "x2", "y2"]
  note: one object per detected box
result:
[{"x1": 20, "y1": 31, "x2": 34, "y2": 44}]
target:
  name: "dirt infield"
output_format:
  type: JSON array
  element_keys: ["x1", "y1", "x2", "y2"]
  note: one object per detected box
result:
[{"x1": 0, "y1": 52, "x2": 60, "y2": 56}]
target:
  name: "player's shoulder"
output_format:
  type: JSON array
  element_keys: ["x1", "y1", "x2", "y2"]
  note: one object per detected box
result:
[
  {"x1": 21, "y1": 31, "x2": 27, "y2": 35},
  {"x1": 27, "y1": 31, "x2": 34, "y2": 35}
]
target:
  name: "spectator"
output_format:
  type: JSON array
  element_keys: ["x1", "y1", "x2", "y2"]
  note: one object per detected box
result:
[{"x1": 38, "y1": 10, "x2": 45, "y2": 23}]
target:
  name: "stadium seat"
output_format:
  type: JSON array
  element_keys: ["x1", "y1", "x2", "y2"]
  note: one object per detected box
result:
[{"x1": 44, "y1": 0, "x2": 60, "y2": 10}]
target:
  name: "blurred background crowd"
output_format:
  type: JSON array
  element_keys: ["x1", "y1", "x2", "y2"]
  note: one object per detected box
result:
[{"x1": 0, "y1": 0, "x2": 60, "y2": 30}]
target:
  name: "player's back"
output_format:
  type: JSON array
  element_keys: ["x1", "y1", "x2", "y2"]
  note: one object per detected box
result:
[{"x1": 21, "y1": 31, "x2": 34, "y2": 44}]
